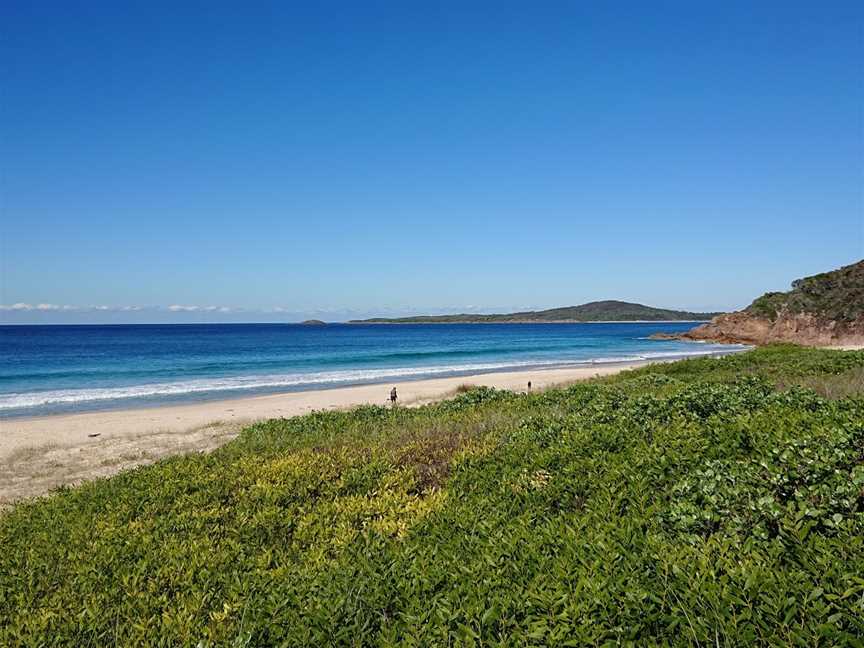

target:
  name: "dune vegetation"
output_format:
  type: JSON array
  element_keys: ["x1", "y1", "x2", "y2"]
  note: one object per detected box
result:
[{"x1": 2, "y1": 346, "x2": 864, "y2": 645}]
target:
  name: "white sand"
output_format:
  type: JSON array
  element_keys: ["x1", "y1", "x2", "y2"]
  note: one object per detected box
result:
[{"x1": 0, "y1": 361, "x2": 650, "y2": 506}]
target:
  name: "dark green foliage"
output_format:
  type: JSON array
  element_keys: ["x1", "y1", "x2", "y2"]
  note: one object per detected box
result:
[
  {"x1": 748, "y1": 291, "x2": 790, "y2": 320},
  {"x1": 746, "y1": 259, "x2": 864, "y2": 321},
  {"x1": 351, "y1": 300, "x2": 722, "y2": 323},
  {"x1": 2, "y1": 346, "x2": 864, "y2": 645}
]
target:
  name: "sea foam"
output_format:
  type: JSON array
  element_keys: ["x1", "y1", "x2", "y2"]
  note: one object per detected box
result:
[{"x1": 0, "y1": 346, "x2": 746, "y2": 411}]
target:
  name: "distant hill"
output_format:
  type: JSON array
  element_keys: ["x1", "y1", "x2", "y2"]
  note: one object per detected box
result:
[
  {"x1": 685, "y1": 260, "x2": 864, "y2": 346},
  {"x1": 350, "y1": 300, "x2": 722, "y2": 323}
]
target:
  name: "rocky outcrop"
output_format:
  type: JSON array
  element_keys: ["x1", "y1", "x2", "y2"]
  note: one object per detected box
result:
[
  {"x1": 647, "y1": 332, "x2": 681, "y2": 340},
  {"x1": 679, "y1": 260, "x2": 864, "y2": 348},
  {"x1": 683, "y1": 311, "x2": 864, "y2": 347}
]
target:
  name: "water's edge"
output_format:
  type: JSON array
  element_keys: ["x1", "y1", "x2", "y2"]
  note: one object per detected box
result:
[{"x1": 0, "y1": 345, "x2": 747, "y2": 419}]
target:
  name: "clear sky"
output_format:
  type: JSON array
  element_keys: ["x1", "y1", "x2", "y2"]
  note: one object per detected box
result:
[{"x1": 2, "y1": 1, "x2": 862, "y2": 323}]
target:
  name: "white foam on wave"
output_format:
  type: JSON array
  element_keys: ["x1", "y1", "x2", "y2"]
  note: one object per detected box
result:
[
  {"x1": 0, "y1": 346, "x2": 748, "y2": 411},
  {"x1": 0, "y1": 363, "x2": 526, "y2": 410}
]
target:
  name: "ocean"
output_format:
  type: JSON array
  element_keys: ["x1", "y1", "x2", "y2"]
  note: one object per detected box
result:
[{"x1": 0, "y1": 322, "x2": 744, "y2": 418}]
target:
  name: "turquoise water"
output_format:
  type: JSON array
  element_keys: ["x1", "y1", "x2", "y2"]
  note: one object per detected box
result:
[{"x1": 0, "y1": 323, "x2": 744, "y2": 417}]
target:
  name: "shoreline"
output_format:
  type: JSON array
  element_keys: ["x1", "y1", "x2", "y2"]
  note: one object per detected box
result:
[
  {"x1": 1, "y1": 362, "x2": 653, "y2": 458},
  {"x1": 1, "y1": 343, "x2": 747, "y2": 421},
  {"x1": 1, "y1": 361, "x2": 658, "y2": 507}
]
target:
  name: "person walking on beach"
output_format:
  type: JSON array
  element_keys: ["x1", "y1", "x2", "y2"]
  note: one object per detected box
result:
[
  {"x1": 389, "y1": 386, "x2": 398, "y2": 406},
  {"x1": 527, "y1": 380, "x2": 532, "y2": 392}
]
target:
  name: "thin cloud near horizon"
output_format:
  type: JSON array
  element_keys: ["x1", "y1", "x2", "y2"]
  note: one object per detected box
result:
[
  {"x1": 1, "y1": 303, "x2": 244, "y2": 313},
  {"x1": 0, "y1": 300, "x2": 734, "y2": 317}
]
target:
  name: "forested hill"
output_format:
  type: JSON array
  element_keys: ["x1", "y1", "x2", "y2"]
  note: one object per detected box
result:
[{"x1": 350, "y1": 300, "x2": 722, "y2": 323}]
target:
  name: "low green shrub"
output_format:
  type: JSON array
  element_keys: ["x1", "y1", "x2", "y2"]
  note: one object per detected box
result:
[{"x1": 2, "y1": 346, "x2": 864, "y2": 645}]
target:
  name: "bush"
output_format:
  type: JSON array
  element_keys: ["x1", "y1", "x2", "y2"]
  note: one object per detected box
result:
[{"x1": 2, "y1": 346, "x2": 864, "y2": 645}]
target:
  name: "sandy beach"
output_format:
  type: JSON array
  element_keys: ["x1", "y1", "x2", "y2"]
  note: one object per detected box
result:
[{"x1": 1, "y1": 362, "x2": 652, "y2": 507}]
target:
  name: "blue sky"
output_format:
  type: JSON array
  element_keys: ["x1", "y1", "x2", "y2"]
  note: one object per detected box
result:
[{"x1": 2, "y1": 1, "x2": 862, "y2": 323}]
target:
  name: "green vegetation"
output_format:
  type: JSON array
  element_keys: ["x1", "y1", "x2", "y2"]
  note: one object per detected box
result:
[
  {"x1": 3, "y1": 346, "x2": 864, "y2": 646},
  {"x1": 351, "y1": 300, "x2": 722, "y2": 323},
  {"x1": 747, "y1": 259, "x2": 864, "y2": 321}
]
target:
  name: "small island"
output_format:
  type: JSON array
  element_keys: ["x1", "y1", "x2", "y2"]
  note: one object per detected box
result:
[{"x1": 300, "y1": 319, "x2": 326, "y2": 326}]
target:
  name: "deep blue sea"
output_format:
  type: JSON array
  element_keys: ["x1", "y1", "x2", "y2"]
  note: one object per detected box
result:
[{"x1": 0, "y1": 323, "x2": 744, "y2": 418}]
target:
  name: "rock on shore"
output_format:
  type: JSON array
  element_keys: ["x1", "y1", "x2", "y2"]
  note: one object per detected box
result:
[{"x1": 683, "y1": 311, "x2": 864, "y2": 346}]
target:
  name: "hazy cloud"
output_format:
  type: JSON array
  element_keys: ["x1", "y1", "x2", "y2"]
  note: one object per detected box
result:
[
  {"x1": 2, "y1": 303, "x2": 232, "y2": 313},
  {"x1": 1, "y1": 303, "x2": 78, "y2": 312},
  {"x1": 167, "y1": 305, "x2": 236, "y2": 313},
  {"x1": 0, "y1": 302, "x2": 538, "y2": 319}
]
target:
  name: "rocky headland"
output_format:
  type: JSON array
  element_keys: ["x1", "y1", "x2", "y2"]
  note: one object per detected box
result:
[{"x1": 678, "y1": 260, "x2": 864, "y2": 347}]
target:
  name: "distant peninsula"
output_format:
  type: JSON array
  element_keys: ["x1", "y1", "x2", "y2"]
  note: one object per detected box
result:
[{"x1": 350, "y1": 300, "x2": 723, "y2": 324}]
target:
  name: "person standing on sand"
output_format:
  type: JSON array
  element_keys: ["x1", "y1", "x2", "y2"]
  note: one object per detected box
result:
[
  {"x1": 527, "y1": 381, "x2": 532, "y2": 391},
  {"x1": 390, "y1": 387, "x2": 398, "y2": 406}
]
